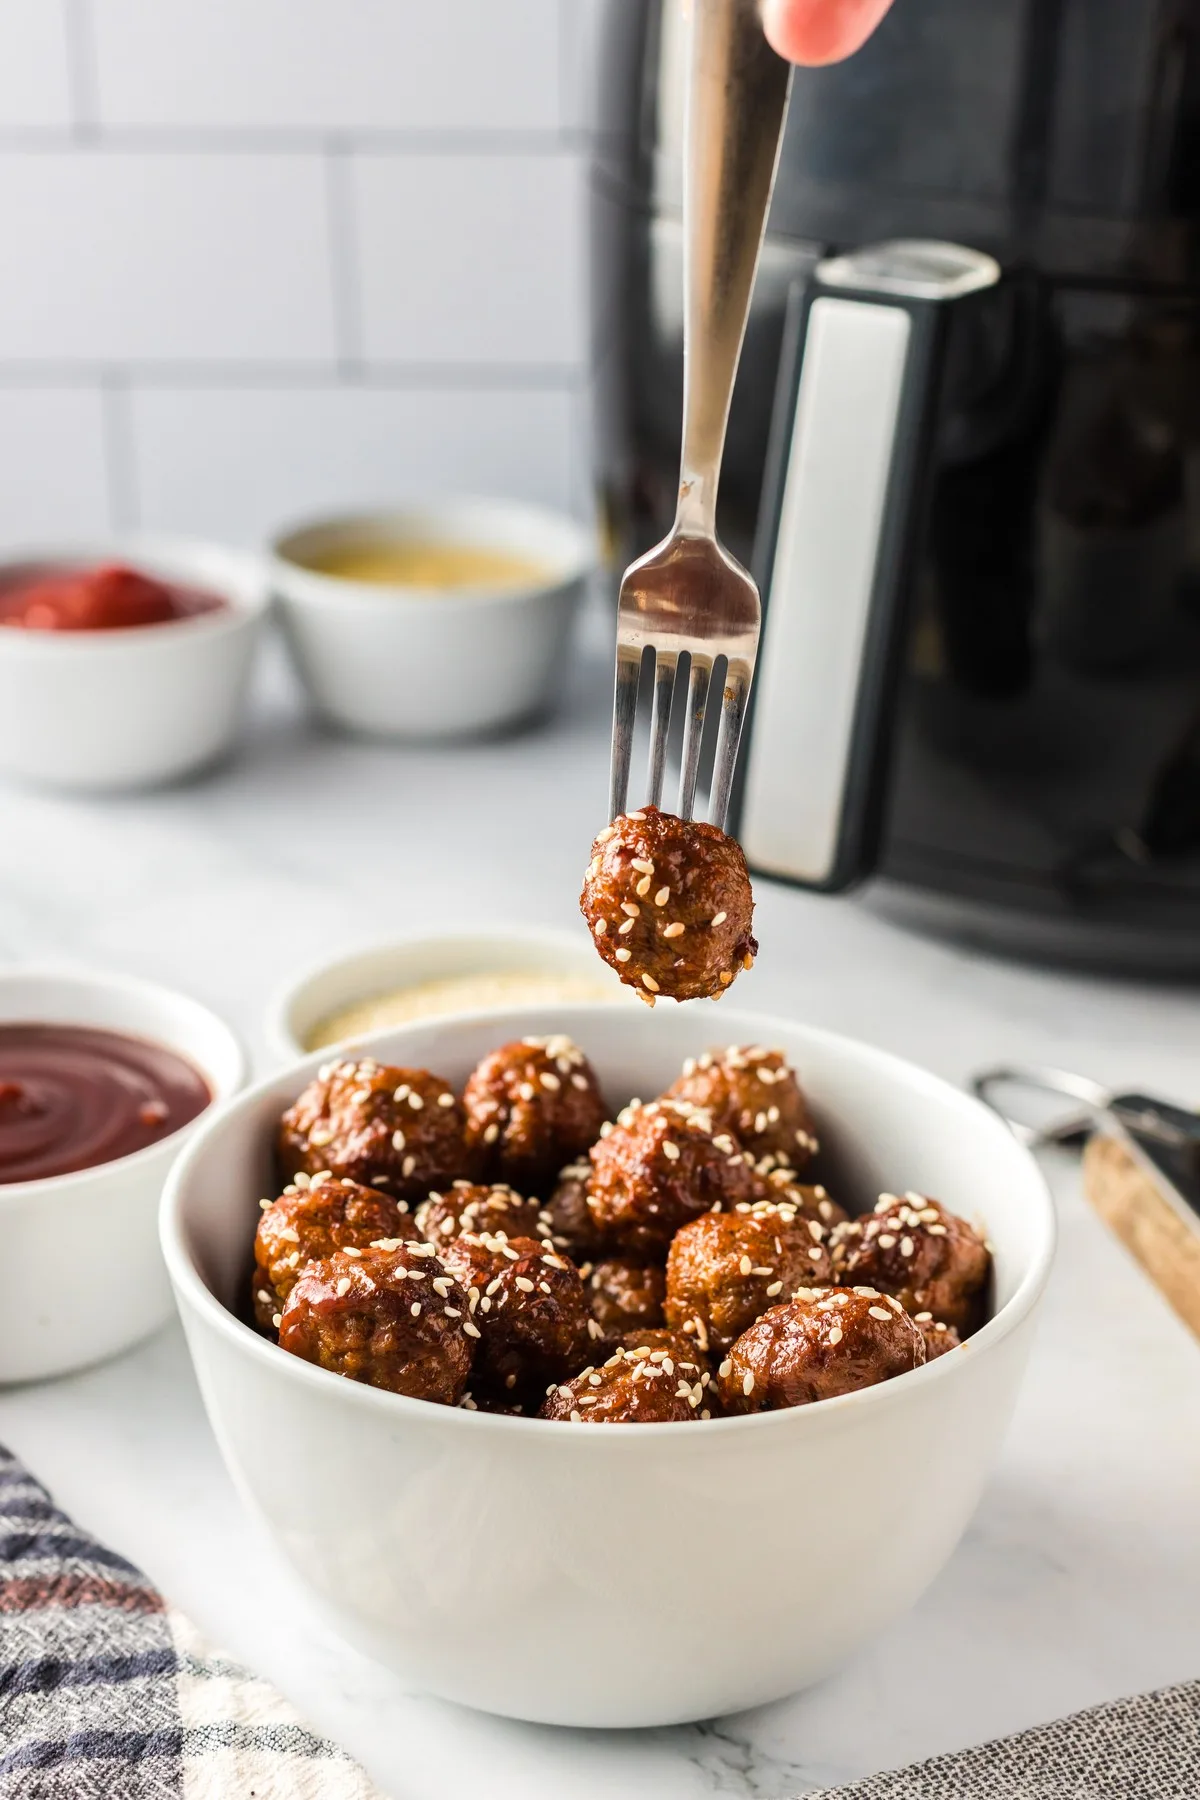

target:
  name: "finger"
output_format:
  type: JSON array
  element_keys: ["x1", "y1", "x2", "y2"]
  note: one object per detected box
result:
[{"x1": 761, "y1": 0, "x2": 896, "y2": 65}]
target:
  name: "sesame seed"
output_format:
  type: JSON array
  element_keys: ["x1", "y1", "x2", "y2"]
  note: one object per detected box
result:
[
  {"x1": 514, "y1": 1276, "x2": 535, "y2": 1293},
  {"x1": 437, "y1": 1092, "x2": 455, "y2": 1108},
  {"x1": 635, "y1": 875, "x2": 651, "y2": 897},
  {"x1": 766, "y1": 1280, "x2": 783, "y2": 1296},
  {"x1": 900, "y1": 1237, "x2": 914, "y2": 1257},
  {"x1": 618, "y1": 918, "x2": 636, "y2": 935},
  {"x1": 828, "y1": 1326, "x2": 843, "y2": 1345},
  {"x1": 662, "y1": 921, "x2": 685, "y2": 939},
  {"x1": 463, "y1": 1322, "x2": 481, "y2": 1338},
  {"x1": 615, "y1": 947, "x2": 632, "y2": 962},
  {"x1": 539, "y1": 1071, "x2": 561, "y2": 1091},
  {"x1": 711, "y1": 911, "x2": 727, "y2": 926},
  {"x1": 594, "y1": 919, "x2": 608, "y2": 937},
  {"x1": 391, "y1": 1129, "x2": 406, "y2": 1151},
  {"x1": 402, "y1": 1156, "x2": 416, "y2": 1177},
  {"x1": 742, "y1": 1371, "x2": 755, "y2": 1395},
  {"x1": 878, "y1": 1233, "x2": 896, "y2": 1248},
  {"x1": 662, "y1": 1139, "x2": 680, "y2": 1161},
  {"x1": 408, "y1": 1093, "x2": 423, "y2": 1111},
  {"x1": 596, "y1": 825, "x2": 616, "y2": 842},
  {"x1": 342, "y1": 1246, "x2": 362, "y2": 1258},
  {"x1": 272, "y1": 1313, "x2": 283, "y2": 1329},
  {"x1": 484, "y1": 1122, "x2": 500, "y2": 1143},
  {"x1": 642, "y1": 973, "x2": 660, "y2": 992},
  {"x1": 738, "y1": 1255, "x2": 753, "y2": 1275}
]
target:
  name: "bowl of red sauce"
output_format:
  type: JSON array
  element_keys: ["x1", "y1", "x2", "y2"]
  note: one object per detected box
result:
[
  {"x1": 0, "y1": 968, "x2": 244, "y2": 1382},
  {"x1": 0, "y1": 540, "x2": 268, "y2": 790}
]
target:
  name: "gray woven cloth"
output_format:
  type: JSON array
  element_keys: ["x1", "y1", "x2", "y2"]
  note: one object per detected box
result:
[{"x1": 805, "y1": 1678, "x2": 1200, "y2": 1798}]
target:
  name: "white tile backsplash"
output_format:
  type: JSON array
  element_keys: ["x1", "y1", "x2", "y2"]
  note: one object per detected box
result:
[
  {"x1": 0, "y1": 389, "x2": 111, "y2": 542},
  {"x1": 129, "y1": 384, "x2": 580, "y2": 543},
  {"x1": 89, "y1": 0, "x2": 564, "y2": 134},
  {"x1": 352, "y1": 152, "x2": 586, "y2": 368},
  {"x1": 0, "y1": 153, "x2": 337, "y2": 362},
  {"x1": 0, "y1": 1, "x2": 616, "y2": 540},
  {"x1": 0, "y1": 0, "x2": 73, "y2": 128}
]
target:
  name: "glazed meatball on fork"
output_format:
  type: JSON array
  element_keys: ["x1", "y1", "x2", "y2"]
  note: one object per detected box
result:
[{"x1": 608, "y1": 4, "x2": 790, "y2": 830}]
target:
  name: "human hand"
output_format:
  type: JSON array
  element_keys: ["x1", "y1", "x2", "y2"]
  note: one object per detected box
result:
[{"x1": 761, "y1": 0, "x2": 895, "y2": 65}]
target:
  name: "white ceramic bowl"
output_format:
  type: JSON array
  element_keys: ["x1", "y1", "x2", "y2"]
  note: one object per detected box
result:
[
  {"x1": 267, "y1": 927, "x2": 630, "y2": 1063},
  {"x1": 0, "y1": 538, "x2": 269, "y2": 790},
  {"x1": 269, "y1": 500, "x2": 595, "y2": 738},
  {"x1": 0, "y1": 969, "x2": 245, "y2": 1383},
  {"x1": 162, "y1": 1003, "x2": 1053, "y2": 1728}
]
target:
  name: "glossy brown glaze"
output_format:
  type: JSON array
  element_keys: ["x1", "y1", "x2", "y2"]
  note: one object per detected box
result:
[
  {"x1": 585, "y1": 1098, "x2": 768, "y2": 1257},
  {"x1": 252, "y1": 1175, "x2": 415, "y2": 1330},
  {"x1": 662, "y1": 1045, "x2": 817, "y2": 1169},
  {"x1": 544, "y1": 1159, "x2": 608, "y2": 1257},
  {"x1": 718, "y1": 1286, "x2": 925, "y2": 1414},
  {"x1": 462, "y1": 1036, "x2": 607, "y2": 1192},
  {"x1": 915, "y1": 1313, "x2": 962, "y2": 1360},
  {"x1": 278, "y1": 1057, "x2": 472, "y2": 1202},
  {"x1": 586, "y1": 1256, "x2": 666, "y2": 1337},
  {"x1": 540, "y1": 1341, "x2": 715, "y2": 1423},
  {"x1": 279, "y1": 1240, "x2": 474, "y2": 1402},
  {"x1": 832, "y1": 1193, "x2": 991, "y2": 1333},
  {"x1": 665, "y1": 1205, "x2": 833, "y2": 1354},
  {"x1": 580, "y1": 807, "x2": 756, "y2": 1003},
  {"x1": 439, "y1": 1231, "x2": 590, "y2": 1403},
  {"x1": 414, "y1": 1180, "x2": 550, "y2": 1250},
  {"x1": 0, "y1": 1023, "x2": 209, "y2": 1185}
]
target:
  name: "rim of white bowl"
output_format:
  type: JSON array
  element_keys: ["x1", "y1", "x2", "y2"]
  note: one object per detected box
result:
[
  {"x1": 269, "y1": 498, "x2": 596, "y2": 610},
  {"x1": 267, "y1": 927, "x2": 625, "y2": 1062},
  {"x1": 161, "y1": 1003, "x2": 1056, "y2": 1440},
  {"x1": 0, "y1": 966, "x2": 247, "y2": 1203},
  {"x1": 0, "y1": 537, "x2": 270, "y2": 649}
]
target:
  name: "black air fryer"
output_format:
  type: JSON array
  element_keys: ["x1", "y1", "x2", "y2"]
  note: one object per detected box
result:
[{"x1": 591, "y1": 0, "x2": 1200, "y2": 968}]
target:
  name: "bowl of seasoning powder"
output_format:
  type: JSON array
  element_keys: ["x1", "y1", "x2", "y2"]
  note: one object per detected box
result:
[{"x1": 0, "y1": 967, "x2": 244, "y2": 1381}]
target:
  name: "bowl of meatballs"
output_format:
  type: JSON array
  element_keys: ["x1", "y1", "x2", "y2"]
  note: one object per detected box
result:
[{"x1": 161, "y1": 1004, "x2": 1054, "y2": 1729}]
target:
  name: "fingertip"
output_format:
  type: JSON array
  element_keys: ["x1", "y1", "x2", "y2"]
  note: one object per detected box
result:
[{"x1": 761, "y1": 0, "x2": 896, "y2": 67}]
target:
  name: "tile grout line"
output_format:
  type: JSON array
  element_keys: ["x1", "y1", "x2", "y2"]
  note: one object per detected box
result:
[
  {"x1": 61, "y1": 0, "x2": 101, "y2": 141},
  {"x1": 323, "y1": 138, "x2": 365, "y2": 380},
  {"x1": 99, "y1": 371, "x2": 138, "y2": 532}
]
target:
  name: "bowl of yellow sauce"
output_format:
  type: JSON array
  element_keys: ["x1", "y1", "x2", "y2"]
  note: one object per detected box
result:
[
  {"x1": 267, "y1": 928, "x2": 632, "y2": 1064},
  {"x1": 270, "y1": 501, "x2": 596, "y2": 739}
]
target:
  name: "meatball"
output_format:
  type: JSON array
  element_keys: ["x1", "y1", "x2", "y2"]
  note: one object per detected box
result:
[
  {"x1": 915, "y1": 1312, "x2": 962, "y2": 1360},
  {"x1": 253, "y1": 1175, "x2": 415, "y2": 1329},
  {"x1": 753, "y1": 1174, "x2": 849, "y2": 1231},
  {"x1": 718, "y1": 1286, "x2": 925, "y2": 1413},
  {"x1": 278, "y1": 1240, "x2": 475, "y2": 1403},
  {"x1": 587, "y1": 1257, "x2": 666, "y2": 1337},
  {"x1": 415, "y1": 1180, "x2": 550, "y2": 1250},
  {"x1": 462, "y1": 1036, "x2": 607, "y2": 1193},
  {"x1": 541, "y1": 1342, "x2": 715, "y2": 1424},
  {"x1": 615, "y1": 1324, "x2": 708, "y2": 1360},
  {"x1": 833, "y1": 1192, "x2": 990, "y2": 1333},
  {"x1": 544, "y1": 1160, "x2": 608, "y2": 1258},
  {"x1": 585, "y1": 1098, "x2": 768, "y2": 1257},
  {"x1": 278, "y1": 1058, "x2": 471, "y2": 1203},
  {"x1": 662, "y1": 1046, "x2": 818, "y2": 1168},
  {"x1": 664, "y1": 1205, "x2": 833, "y2": 1354},
  {"x1": 580, "y1": 806, "x2": 757, "y2": 1003},
  {"x1": 439, "y1": 1232, "x2": 590, "y2": 1402}
]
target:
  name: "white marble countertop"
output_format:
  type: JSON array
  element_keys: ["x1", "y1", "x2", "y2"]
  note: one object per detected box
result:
[{"x1": 2, "y1": 633, "x2": 1200, "y2": 1798}]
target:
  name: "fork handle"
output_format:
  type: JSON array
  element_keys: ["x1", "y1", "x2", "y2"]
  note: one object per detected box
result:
[{"x1": 677, "y1": 0, "x2": 792, "y2": 539}]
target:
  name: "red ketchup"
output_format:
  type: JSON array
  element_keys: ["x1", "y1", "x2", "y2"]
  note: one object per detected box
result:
[
  {"x1": 0, "y1": 563, "x2": 226, "y2": 632},
  {"x1": 0, "y1": 1024, "x2": 211, "y2": 1183}
]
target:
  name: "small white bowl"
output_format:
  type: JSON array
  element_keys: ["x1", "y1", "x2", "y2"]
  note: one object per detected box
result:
[
  {"x1": 270, "y1": 499, "x2": 595, "y2": 739},
  {"x1": 162, "y1": 1002, "x2": 1054, "y2": 1728},
  {"x1": 0, "y1": 968, "x2": 244, "y2": 1383},
  {"x1": 0, "y1": 538, "x2": 269, "y2": 791},
  {"x1": 267, "y1": 928, "x2": 631, "y2": 1064}
]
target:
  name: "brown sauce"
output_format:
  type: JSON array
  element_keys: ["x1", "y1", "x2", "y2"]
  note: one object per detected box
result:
[{"x1": 0, "y1": 1023, "x2": 211, "y2": 1183}]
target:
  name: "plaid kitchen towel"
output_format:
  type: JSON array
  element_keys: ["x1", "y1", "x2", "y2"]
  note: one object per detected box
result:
[
  {"x1": 0, "y1": 1444, "x2": 385, "y2": 1799},
  {"x1": 804, "y1": 1677, "x2": 1200, "y2": 1799}
]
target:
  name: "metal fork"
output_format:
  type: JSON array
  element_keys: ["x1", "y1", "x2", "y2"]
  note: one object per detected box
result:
[{"x1": 608, "y1": 0, "x2": 792, "y2": 831}]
